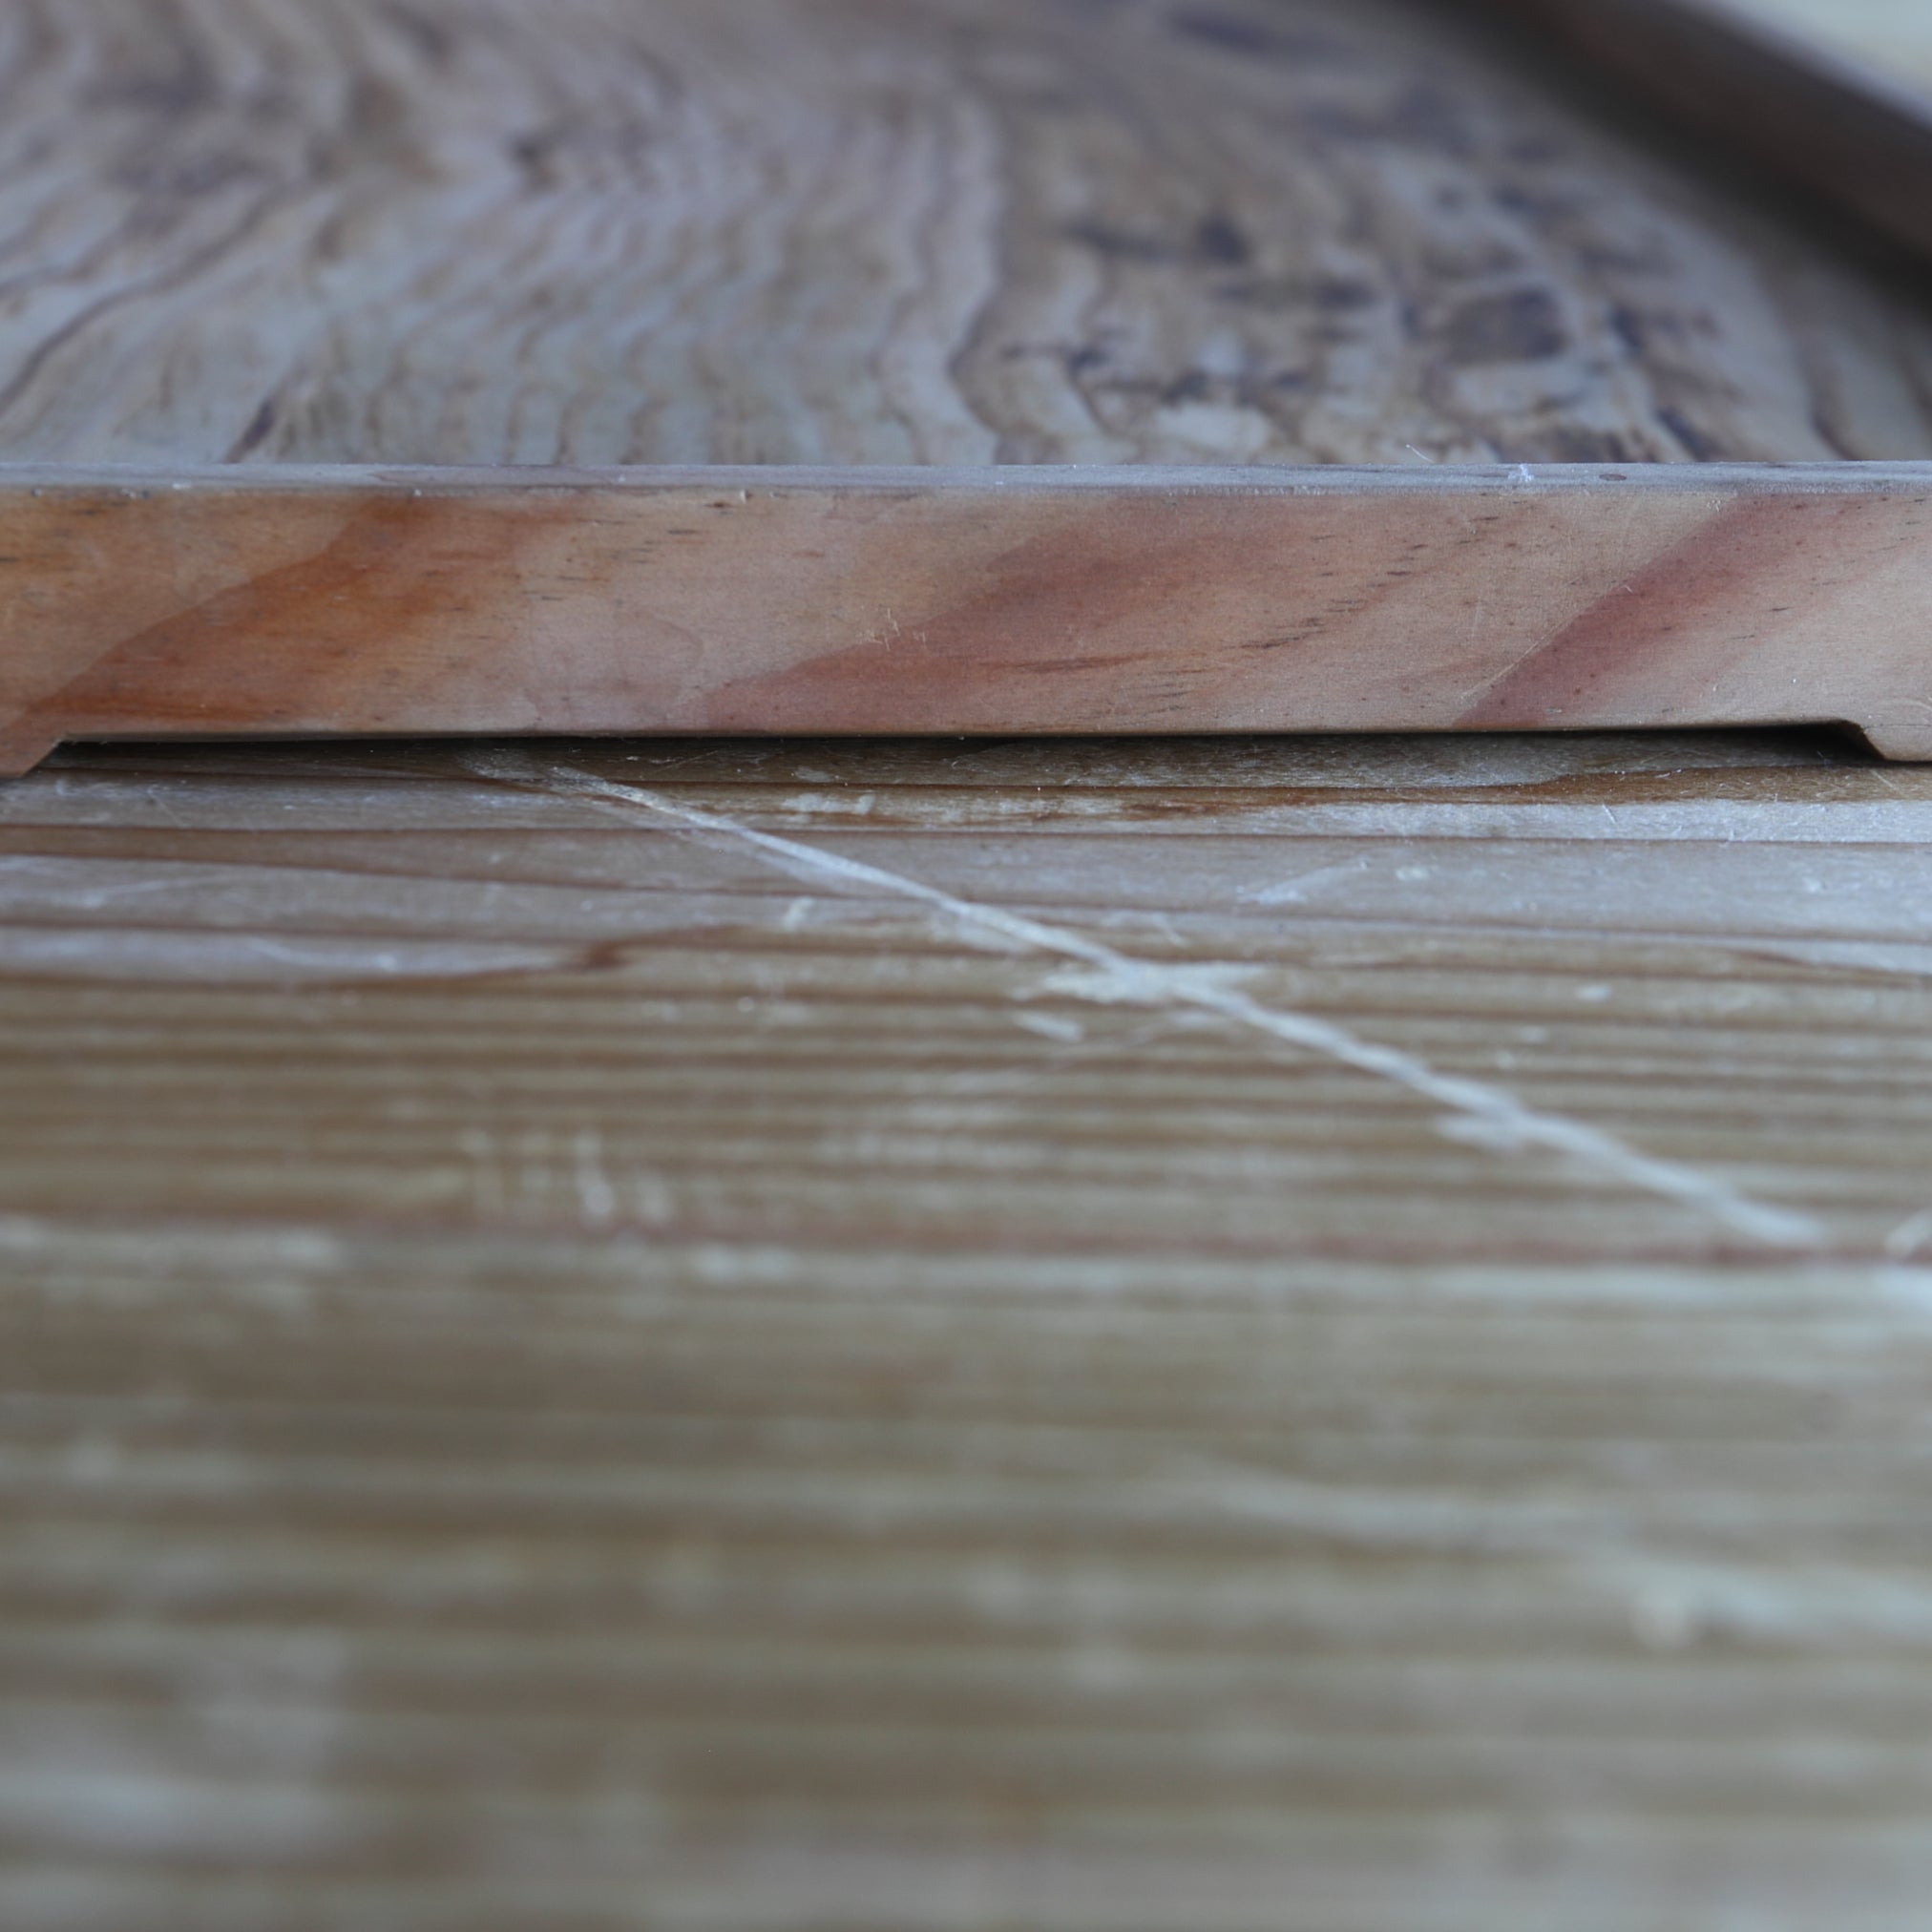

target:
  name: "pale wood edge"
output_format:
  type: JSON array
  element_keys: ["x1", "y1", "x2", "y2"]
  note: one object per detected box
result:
[{"x1": 5, "y1": 459, "x2": 1931, "y2": 494}]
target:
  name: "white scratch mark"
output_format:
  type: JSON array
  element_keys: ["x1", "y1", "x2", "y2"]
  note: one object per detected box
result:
[
  {"x1": 782, "y1": 790, "x2": 878, "y2": 817},
  {"x1": 459, "y1": 1127, "x2": 506, "y2": 1219},
  {"x1": 573, "y1": 1129, "x2": 619, "y2": 1228},
  {"x1": 1886, "y1": 1207, "x2": 1932, "y2": 1262},
  {"x1": 1456, "y1": 618, "x2": 1567, "y2": 708},
  {"x1": 1014, "y1": 1011, "x2": 1086, "y2": 1044},
  {"x1": 240, "y1": 936, "x2": 403, "y2": 974},
  {"x1": 466, "y1": 752, "x2": 1824, "y2": 1250},
  {"x1": 1237, "y1": 857, "x2": 1370, "y2": 908}
]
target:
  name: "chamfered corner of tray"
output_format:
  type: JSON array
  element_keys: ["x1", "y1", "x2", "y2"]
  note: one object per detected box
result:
[
  {"x1": 0, "y1": 724, "x2": 58, "y2": 780},
  {"x1": 1848, "y1": 718, "x2": 1932, "y2": 764}
]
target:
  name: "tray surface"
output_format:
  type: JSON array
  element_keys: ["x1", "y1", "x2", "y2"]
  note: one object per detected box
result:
[{"x1": 5, "y1": 0, "x2": 1931, "y2": 471}]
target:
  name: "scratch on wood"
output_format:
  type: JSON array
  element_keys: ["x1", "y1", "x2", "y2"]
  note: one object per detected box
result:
[{"x1": 466, "y1": 750, "x2": 1827, "y2": 1250}]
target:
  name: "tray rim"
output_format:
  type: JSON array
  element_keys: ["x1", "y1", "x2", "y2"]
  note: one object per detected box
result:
[{"x1": 5, "y1": 456, "x2": 1931, "y2": 776}]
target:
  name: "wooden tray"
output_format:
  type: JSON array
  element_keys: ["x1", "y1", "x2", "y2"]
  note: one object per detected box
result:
[{"x1": 3, "y1": 0, "x2": 1930, "y2": 772}]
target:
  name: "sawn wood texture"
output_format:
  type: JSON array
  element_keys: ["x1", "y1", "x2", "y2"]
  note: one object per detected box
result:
[{"x1": 9, "y1": 726, "x2": 1932, "y2": 1928}]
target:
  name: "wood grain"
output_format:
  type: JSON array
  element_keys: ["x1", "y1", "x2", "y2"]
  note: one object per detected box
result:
[
  {"x1": 8, "y1": 727, "x2": 1932, "y2": 1927},
  {"x1": 8, "y1": 7, "x2": 1932, "y2": 1922},
  {"x1": 1, "y1": 0, "x2": 1931, "y2": 472},
  {"x1": 5, "y1": 463, "x2": 1931, "y2": 774}
]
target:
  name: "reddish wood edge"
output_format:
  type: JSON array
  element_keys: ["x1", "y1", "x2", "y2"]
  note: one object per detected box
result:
[{"x1": 2, "y1": 462, "x2": 1930, "y2": 771}]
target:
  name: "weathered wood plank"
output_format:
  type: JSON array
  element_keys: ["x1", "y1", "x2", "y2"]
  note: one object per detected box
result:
[
  {"x1": 6, "y1": 728, "x2": 1932, "y2": 1928},
  {"x1": 5, "y1": 463, "x2": 1931, "y2": 773}
]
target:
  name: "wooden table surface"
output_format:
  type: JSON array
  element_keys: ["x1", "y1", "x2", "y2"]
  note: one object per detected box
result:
[
  {"x1": 7, "y1": 0, "x2": 1932, "y2": 1925},
  {"x1": 8, "y1": 727, "x2": 1932, "y2": 1929}
]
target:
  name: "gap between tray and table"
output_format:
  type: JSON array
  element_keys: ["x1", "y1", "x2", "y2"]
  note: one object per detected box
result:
[{"x1": 1, "y1": 461, "x2": 1929, "y2": 774}]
